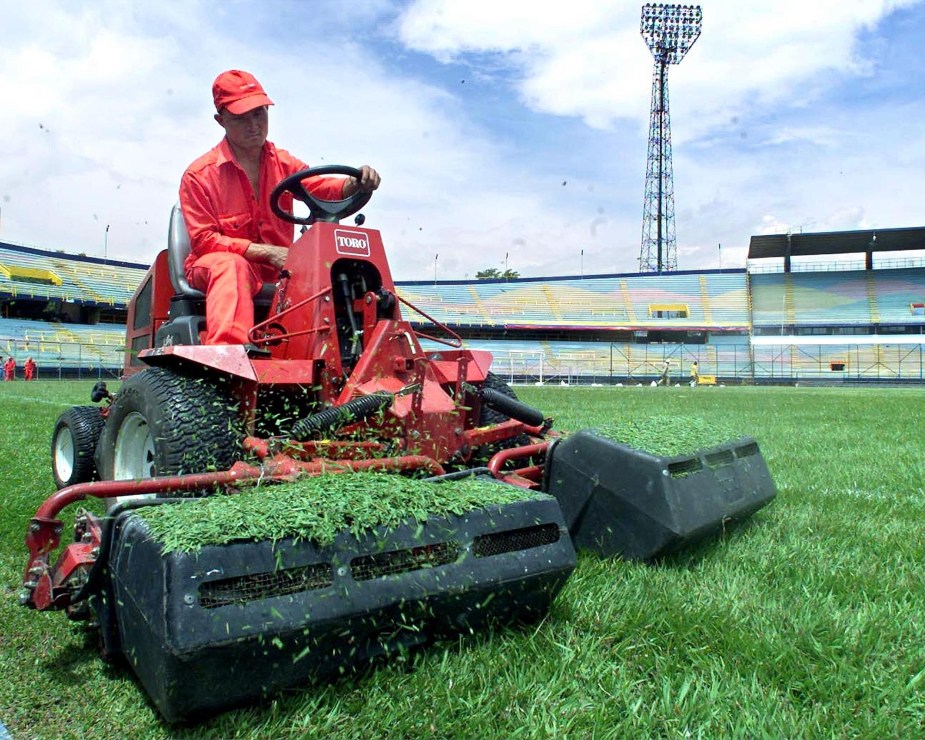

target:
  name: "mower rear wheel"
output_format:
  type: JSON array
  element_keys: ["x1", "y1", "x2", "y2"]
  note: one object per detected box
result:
[
  {"x1": 51, "y1": 406, "x2": 105, "y2": 489},
  {"x1": 96, "y1": 367, "x2": 242, "y2": 483}
]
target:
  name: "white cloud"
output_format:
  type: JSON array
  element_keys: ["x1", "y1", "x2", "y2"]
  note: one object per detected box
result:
[
  {"x1": 395, "y1": 0, "x2": 925, "y2": 270},
  {"x1": 397, "y1": 0, "x2": 921, "y2": 134},
  {"x1": 0, "y1": 0, "x2": 922, "y2": 282}
]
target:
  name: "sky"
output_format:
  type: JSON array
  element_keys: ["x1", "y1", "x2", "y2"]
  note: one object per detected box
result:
[{"x1": 1, "y1": 0, "x2": 923, "y2": 281}]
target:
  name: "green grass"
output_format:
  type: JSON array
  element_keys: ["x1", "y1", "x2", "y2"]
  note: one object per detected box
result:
[{"x1": 1, "y1": 381, "x2": 925, "y2": 738}]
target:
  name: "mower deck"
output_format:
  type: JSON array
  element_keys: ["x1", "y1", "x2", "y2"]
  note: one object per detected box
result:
[{"x1": 96, "y1": 495, "x2": 575, "y2": 723}]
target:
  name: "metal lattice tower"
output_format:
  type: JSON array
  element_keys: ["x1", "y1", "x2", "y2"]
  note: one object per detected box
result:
[{"x1": 639, "y1": 4, "x2": 702, "y2": 273}]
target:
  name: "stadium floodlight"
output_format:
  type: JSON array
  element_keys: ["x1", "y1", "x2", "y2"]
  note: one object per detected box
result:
[{"x1": 639, "y1": 3, "x2": 702, "y2": 273}]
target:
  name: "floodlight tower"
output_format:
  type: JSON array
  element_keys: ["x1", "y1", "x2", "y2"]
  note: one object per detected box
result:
[{"x1": 639, "y1": 3, "x2": 702, "y2": 273}]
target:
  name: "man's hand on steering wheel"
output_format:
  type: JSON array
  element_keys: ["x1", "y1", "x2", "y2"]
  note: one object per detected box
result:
[
  {"x1": 270, "y1": 164, "x2": 381, "y2": 225},
  {"x1": 342, "y1": 165, "x2": 381, "y2": 197}
]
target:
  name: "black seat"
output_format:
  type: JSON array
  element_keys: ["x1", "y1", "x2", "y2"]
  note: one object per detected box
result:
[
  {"x1": 154, "y1": 206, "x2": 277, "y2": 347},
  {"x1": 166, "y1": 204, "x2": 205, "y2": 299},
  {"x1": 166, "y1": 205, "x2": 277, "y2": 302}
]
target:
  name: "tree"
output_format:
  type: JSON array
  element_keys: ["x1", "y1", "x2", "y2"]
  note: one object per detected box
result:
[{"x1": 475, "y1": 268, "x2": 520, "y2": 280}]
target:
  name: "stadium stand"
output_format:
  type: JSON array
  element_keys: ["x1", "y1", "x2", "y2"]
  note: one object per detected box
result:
[
  {"x1": 744, "y1": 227, "x2": 925, "y2": 381},
  {"x1": 1, "y1": 240, "x2": 145, "y2": 378},
  {"x1": 0, "y1": 242, "x2": 147, "y2": 306},
  {"x1": 749, "y1": 267, "x2": 925, "y2": 330},
  {"x1": 398, "y1": 270, "x2": 749, "y2": 331},
  {"x1": 0, "y1": 317, "x2": 124, "y2": 378},
  {"x1": 870, "y1": 268, "x2": 925, "y2": 325},
  {"x1": 750, "y1": 270, "x2": 873, "y2": 327},
  {"x1": 1, "y1": 225, "x2": 923, "y2": 383}
]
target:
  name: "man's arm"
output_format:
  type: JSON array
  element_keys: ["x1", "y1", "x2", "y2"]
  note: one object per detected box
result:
[
  {"x1": 182, "y1": 168, "x2": 289, "y2": 270},
  {"x1": 276, "y1": 147, "x2": 380, "y2": 201},
  {"x1": 244, "y1": 242, "x2": 288, "y2": 270},
  {"x1": 209, "y1": 159, "x2": 381, "y2": 271},
  {"x1": 244, "y1": 162, "x2": 379, "y2": 269},
  {"x1": 179, "y1": 172, "x2": 252, "y2": 259}
]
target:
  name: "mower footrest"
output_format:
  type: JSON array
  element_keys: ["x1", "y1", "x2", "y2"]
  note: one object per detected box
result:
[
  {"x1": 106, "y1": 496, "x2": 575, "y2": 723},
  {"x1": 545, "y1": 430, "x2": 776, "y2": 560}
]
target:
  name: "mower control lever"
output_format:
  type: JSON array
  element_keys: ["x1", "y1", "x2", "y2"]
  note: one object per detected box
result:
[{"x1": 337, "y1": 273, "x2": 362, "y2": 359}]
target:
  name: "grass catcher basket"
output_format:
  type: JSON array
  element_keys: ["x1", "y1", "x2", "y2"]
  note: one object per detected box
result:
[
  {"x1": 100, "y1": 494, "x2": 575, "y2": 723},
  {"x1": 544, "y1": 430, "x2": 776, "y2": 560}
]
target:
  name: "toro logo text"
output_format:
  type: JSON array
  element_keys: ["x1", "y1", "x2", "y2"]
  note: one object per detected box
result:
[{"x1": 333, "y1": 229, "x2": 370, "y2": 257}]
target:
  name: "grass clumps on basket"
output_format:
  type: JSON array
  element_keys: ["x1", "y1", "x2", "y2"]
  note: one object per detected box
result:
[
  {"x1": 135, "y1": 472, "x2": 535, "y2": 553},
  {"x1": 594, "y1": 415, "x2": 745, "y2": 458}
]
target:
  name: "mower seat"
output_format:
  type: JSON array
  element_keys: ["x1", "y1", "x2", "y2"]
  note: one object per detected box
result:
[
  {"x1": 166, "y1": 204, "x2": 205, "y2": 300},
  {"x1": 155, "y1": 206, "x2": 277, "y2": 347},
  {"x1": 165, "y1": 205, "x2": 277, "y2": 303}
]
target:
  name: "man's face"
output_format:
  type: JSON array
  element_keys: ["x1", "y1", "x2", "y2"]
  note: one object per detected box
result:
[{"x1": 216, "y1": 106, "x2": 269, "y2": 152}]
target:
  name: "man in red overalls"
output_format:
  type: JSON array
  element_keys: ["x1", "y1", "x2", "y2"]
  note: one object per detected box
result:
[
  {"x1": 24, "y1": 356, "x2": 36, "y2": 380},
  {"x1": 179, "y1": 69, "x2": 381, "y2": 345},
  {"x1": 3, "y1": 356, "x2": 15, "y2": 381}
]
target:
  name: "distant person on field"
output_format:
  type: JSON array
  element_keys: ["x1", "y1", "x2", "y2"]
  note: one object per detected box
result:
[
  {"x1": 657, "y1": 359, "x2": 670, "y2": 386},
  {"x1": 3, "y1": 356, "x2": 15, "y2": 381},
  {"x1": 179, "y1": 69, "x2": 381, "y2": 345},
  {"x1": 689, "y1": 361, "x2": 699, "y2": 387},
  {"x1": 24, "y1": 356, "x2": 36, "y2": 381}
]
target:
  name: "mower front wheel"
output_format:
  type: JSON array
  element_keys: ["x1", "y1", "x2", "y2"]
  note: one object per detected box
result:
[
  {"x1": 96, "y1": 367, "x2": 242, "y2": 483},
  {"x1": 51, "y1": 406, "x2": 106, "y2": 489}
]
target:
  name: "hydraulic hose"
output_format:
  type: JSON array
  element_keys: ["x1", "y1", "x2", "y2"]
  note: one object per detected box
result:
[
  {"x1": 290, "y1": 392, "x2": 393, "y2": 441},
  {"x1": 480, "y1": 387, "x2": 546, "y2": 428}
]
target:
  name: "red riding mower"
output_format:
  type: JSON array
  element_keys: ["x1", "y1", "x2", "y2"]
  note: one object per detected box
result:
[{"x1": 25, "y1": 167, "x2": 775, "y2": 722}]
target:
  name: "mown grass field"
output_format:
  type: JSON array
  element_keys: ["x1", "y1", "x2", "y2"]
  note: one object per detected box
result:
[{"x1": 1, "y1": 380, "x2": 924, "y2": 738}]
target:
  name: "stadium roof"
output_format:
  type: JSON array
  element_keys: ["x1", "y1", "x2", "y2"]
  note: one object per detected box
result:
[{"x1": 748, "y1": 226, "x2": 925, "y2": 260}]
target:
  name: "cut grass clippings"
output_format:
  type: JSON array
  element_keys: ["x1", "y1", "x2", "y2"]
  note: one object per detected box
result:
[
  {"x1": 135, "y1": 472, "x2": 537, "y2": 553},
  {"x1": 593, "y1": 414, "x2": 744, "y2": 458}
]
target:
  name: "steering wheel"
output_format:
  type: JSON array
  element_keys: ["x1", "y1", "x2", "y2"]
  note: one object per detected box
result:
[{"x1": 270, "y1": 165, "x2": 372, "y2": 225}]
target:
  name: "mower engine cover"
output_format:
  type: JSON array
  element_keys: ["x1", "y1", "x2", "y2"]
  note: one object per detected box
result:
[
  {"x1": 544, "y1": 430, "x2": 776, "y2": 560},
  {"x1": 100, "y1": 495, "x2": 575, "y2": 723}
]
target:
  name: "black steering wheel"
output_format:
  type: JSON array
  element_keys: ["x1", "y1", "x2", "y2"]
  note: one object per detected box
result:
[{"x1": 270, "y1": 165, "x2": 372, "y2": 225}]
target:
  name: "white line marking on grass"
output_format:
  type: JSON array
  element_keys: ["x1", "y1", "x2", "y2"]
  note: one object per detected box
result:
[
  {"x1": 0, "y1": 394, "x2": 74, "y2": 408},
  {"x1": 815, "y1": 486, "x2": 925, "y2": 509}
]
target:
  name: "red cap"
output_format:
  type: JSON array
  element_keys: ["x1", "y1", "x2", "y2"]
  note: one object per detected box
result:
[{"x1": 212, "y1": 70, "x2": 274, "y2": 115}]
